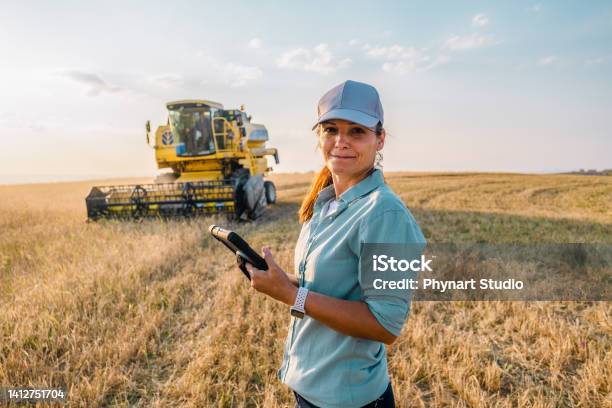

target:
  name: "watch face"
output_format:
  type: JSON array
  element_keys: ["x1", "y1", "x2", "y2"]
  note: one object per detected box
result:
[{"x1": 290, "y1": 309, "x2": 305, "y2": 319}]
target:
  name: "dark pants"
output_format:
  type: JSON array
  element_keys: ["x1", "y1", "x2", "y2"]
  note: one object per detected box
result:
[{"x1": 294, "y1": 382, "x2": 395, "y2": 408}]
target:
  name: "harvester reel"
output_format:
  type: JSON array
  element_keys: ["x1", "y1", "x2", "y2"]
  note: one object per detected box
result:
[
  {"x1": 181, "y1": 182, "x2": 198, "y2": 216},
  {"x1": 130, "y1": 185, "x2": 148, "y2": 218}
]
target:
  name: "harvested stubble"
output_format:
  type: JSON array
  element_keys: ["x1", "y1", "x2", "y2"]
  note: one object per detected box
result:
[{"x1": 0, "y1": 172, "x2": 610, "y2": 407}]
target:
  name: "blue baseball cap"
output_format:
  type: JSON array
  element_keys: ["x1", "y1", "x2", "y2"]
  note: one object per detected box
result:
[{"x1": 312, "y1": 80, "x2": 384, "y2": 130}]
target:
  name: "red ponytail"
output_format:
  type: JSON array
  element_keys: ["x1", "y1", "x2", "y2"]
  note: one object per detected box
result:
[{"x1": 298, "y1": 166, "x2": 332, "y2": 224}]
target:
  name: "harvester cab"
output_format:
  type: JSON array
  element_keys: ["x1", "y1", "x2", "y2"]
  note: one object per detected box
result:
[{"x1": 86, "y1": 100, "x2": 279, "y2": 221}]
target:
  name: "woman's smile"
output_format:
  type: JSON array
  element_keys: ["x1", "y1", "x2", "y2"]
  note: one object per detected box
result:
[{"x1": 330, "y1": 153, "x2": 357, "y2": 160}]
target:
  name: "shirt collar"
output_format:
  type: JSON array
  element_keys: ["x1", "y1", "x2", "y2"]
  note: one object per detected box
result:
[{"x1": 314, "y1": 168, "x2": 384, "y2": 210}]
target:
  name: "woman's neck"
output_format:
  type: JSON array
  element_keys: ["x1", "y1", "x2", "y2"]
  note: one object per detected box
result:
[{"x1": 331, "y1": 167, "x2": 374, "y2": 199}]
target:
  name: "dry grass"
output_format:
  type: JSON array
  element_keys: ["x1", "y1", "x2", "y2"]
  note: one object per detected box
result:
[{"x1": 0, "y1": 173, "x2": 610, "y2": 407}]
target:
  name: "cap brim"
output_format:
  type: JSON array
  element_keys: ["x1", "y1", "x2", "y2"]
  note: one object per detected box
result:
[{"x1": 312, "y1": 109, "x2": 380, "y2": 130}]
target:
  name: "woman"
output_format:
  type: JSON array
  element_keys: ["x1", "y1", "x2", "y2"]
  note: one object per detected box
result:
[{"x1": 245, "y1": 80, "x2": 426, "y2": 407}]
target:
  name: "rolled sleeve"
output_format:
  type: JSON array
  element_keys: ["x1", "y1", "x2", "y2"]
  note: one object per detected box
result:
[
  {"x1": 365, "y1": 298, "x2": 409, "y2": 337},
  {"x1": 358, "y1": 209, "x2": 427, "y2": 337}
]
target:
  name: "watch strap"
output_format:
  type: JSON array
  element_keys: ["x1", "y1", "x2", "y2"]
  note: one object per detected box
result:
[{"x1": 291, "y1": 287, "x2": 309, "y2": 317}]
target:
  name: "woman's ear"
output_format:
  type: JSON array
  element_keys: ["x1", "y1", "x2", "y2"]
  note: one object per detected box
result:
[
  {"x1": 377, "y1": 129, "x2": 386, "y2": 150},
  {"x1": 314, "y1": 126, "x2": 322, "y2": 150}
]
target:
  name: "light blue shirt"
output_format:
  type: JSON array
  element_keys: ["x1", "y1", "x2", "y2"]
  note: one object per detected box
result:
[{"x1": 278, "y1": 168, "x2": 427, "y2": 407}]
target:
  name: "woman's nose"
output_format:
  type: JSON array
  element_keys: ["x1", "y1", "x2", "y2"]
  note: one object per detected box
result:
[{"x1": 334, "y1": 132, "x2": 350, "y2": 147}]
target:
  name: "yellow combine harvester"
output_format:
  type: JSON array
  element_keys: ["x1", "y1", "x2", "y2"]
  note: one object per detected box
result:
[{"x1": 85, "y1": 100, "x2": 279, "y2": 220}]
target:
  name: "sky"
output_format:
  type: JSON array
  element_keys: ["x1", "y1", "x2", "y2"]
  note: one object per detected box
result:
[{"x1": 1, "y1": 0, "x2": 611, "y2": 183}]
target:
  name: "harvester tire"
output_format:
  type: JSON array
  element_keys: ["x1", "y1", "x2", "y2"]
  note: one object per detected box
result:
[
  {"x1": 264, "y1": 181, "x2": 276, "y2": 204},
  {"x1": 248, "y1": 188, "x2": 267, "y2": 220},
  {"x1": 232, "y1": 169, "x2": 251, "y2": 220},
  {"x1": 242, "y1": 175, "x2": 267, "y2": 220}
]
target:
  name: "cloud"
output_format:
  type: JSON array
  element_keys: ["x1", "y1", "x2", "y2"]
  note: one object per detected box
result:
[
  {"x1": 147, "y1": 73, "x2": 184, "y2": 89},
  {"x1": 363, "y1": 43, "x2": 449, "y2": 74},
  {"x1": 193, "y1": 53, "x2": 263, "y2": 87},
  {"x1": 364, "y1": 44, "x2": 449, "y2": 73},
  {"x1": 277, "y1": 44, "x2": 351, "y2": 75},
  {"x1": 382, "y1": 55, "x2": 450, "y2": 74},
  {"x1": 472, "y1": 13, "x2": 489, "y2": 27},
  {"x1": 248, "y1": 38, "x2": 262, "y2": 49},
  {"x1": 364, "y1": 44, "x2": 422, "y2": 60},
  {"x1": 222, "y1": 63, "x2": 262, "y2": 87},
  {"x1": 59, "y1": 69, "x2": 121, "y2": 96},
  {"x1": 538, "y1": 55, "x2": 559, "y2": 66},
  {"x1": 445, "y1": 33, "x2": 498, "y2": 51}
]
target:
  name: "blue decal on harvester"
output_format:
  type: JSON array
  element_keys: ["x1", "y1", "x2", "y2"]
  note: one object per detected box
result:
[{"x1": 162, "y1": 131, "x2": 174, "y2": 145}]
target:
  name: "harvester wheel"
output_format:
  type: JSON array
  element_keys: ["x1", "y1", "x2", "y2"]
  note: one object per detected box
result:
[
  {"x1": 264, "y1": 181, "x2": 276, "y2": 204},
  {"x1": 240, "y1": 174, "x2": 267, "y2": 220},
  {"x1": 248, "y1": 187, "x2": 267, "y2": 220},
  {"x1": 232, "y1": 169, "x2": 250, "y2": 220}
]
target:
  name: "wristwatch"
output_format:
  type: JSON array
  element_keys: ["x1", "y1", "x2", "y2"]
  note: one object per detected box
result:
[{"x1": 290, "y1": 287, "x2": 309, "y2": 319}]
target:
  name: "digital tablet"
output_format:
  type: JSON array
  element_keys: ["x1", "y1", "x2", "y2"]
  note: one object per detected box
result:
[{"x1": 209, "y1": 225, "x2": 269, "y2": 280}]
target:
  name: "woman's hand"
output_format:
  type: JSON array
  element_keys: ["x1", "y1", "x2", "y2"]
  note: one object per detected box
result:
[{"x1": 245, "y1": 247, "x2": 298, "y2": 306}]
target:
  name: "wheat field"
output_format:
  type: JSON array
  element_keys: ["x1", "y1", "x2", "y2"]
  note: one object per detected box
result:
[{"x1": 0, "y1": 172, "x2": 610, "y2": 407}]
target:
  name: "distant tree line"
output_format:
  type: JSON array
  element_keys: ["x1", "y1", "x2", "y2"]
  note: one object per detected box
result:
[{"x1": 565, "y1": 168, "x2": 612, "y2": 176}]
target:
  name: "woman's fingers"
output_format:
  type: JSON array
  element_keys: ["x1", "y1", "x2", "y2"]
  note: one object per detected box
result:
[
  {"x1": 245, "y1": 264, "x2": 260, "y2": 280},
  {"x1": 262, "y1": 246, "x2": 279, "y2": 270},
  {"x1": 246, "y1": 250, "x2": 293, "y2": 303},
  {"x1": 262, "y1": 246, "x2": 271, "y2": 260},
  {"x1": 245, "y1": 263, "x2": 253, "y2": 279},
  {"x1": 245, "y1": 264, "x2": 262, "y2": 290},
  {"x1": 245, "y1": 263, "x2": 269, "y2": 280}
]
